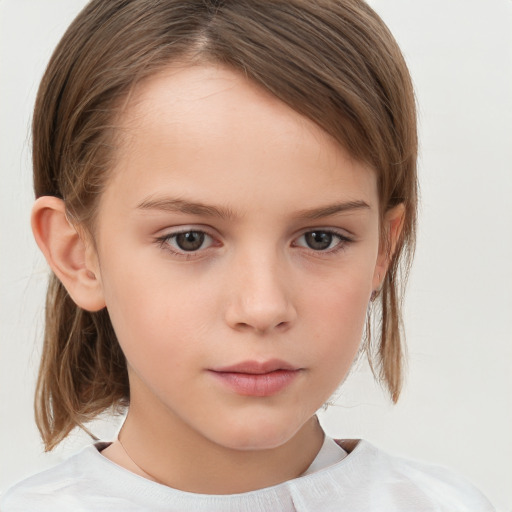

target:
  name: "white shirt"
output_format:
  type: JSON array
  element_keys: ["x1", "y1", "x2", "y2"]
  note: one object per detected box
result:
[{"x1": 0, "y1": 438, "x2": 494, "y2": 511}]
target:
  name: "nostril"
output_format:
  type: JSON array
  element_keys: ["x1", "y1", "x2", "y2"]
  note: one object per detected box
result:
[
  {"x1": 233, "y1": 320, "x2": 289, "y2": 334},
  {"x1": 224, "y1": 282, "x2": 297, "y2": 333}
]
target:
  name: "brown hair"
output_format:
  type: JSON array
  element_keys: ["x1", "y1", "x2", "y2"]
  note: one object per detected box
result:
[{"x1": 33, "y1": 0, "x2": 417, "y2": 450}]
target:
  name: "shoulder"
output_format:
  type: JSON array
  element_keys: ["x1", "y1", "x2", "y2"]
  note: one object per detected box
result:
[
  {"x1": 0, "y1": 442, "x2": 123, "y2": 512},
  {"x1": 332, "y1": 439, "x2": 495, "y2": 511}
]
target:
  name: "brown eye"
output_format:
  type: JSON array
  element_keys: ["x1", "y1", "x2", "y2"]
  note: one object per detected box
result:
[
  {"x1": 294, "y1": 230, "x2": 351, "y2": 253},
  {"x1": 174, "y1": 231, "x2": 206, "y2": 251},
  {"x1": 304, "y1": 231, "x2": 334, "y2": 250}
]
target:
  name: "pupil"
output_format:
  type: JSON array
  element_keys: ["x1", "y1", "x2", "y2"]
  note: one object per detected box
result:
[
  {"x1": 306, "y1": 231, "x2": 332, "y2": 250},
  {"x1": 176, "y1": 231, "x2": 205, "y2": 251}
]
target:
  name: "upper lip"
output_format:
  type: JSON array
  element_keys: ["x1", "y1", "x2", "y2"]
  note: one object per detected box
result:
[{"x1": 210, "y1": 359, "x2": 299, "y2": 374}]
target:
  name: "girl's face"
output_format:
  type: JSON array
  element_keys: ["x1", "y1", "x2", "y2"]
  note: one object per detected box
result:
[{"x1": 90, "y1": 64, "x2": 387, "y2": 450}]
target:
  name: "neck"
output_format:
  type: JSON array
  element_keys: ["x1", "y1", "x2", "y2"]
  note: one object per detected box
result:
[{"x1": 104, "y1": 384, "x2": 324, "y2": 494}]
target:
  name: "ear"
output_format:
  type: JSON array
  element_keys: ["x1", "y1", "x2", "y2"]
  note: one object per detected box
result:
[
  {"x1": 31, "y1": 196, "x2": 106, "y2": 312},
  {"x1": 372, "y1": 203, "x2": 405, "y2": 291}
]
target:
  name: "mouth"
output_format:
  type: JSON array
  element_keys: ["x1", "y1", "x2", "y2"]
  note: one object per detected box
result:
[{"x1": 208, "y1": 359, "x2": 302, "y2": 397}]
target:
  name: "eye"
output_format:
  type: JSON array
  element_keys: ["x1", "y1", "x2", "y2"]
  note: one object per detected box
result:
[
  {"x1": 158, "y1": 230, "x2": 214, "y2": 253},
  {"x1": 294, "y1": 230, "x2": 350, "y2": 252},
  {"x1": 174, "y1": 231, "x2": 206, "y2": 251}
]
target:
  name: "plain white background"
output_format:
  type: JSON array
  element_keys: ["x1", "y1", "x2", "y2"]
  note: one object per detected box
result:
[{"x1": 1, "y1": 1, "x2": 511, "y2": 510}]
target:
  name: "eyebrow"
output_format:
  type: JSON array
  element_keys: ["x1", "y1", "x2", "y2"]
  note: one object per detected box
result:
[
  {"x1": 295, "y1": 200, "x2": 371, "y2": 219},
  {"x1": 136, "y1": 197, "x2": 370, "y2": 220},
  {"x1": 137, "y1": 197, "x2": 236, "y2": 219}
]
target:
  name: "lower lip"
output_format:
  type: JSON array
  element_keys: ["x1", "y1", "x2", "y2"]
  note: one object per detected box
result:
[{"x1": 209, "y1": 369, "x2": 300, "y2": 397}]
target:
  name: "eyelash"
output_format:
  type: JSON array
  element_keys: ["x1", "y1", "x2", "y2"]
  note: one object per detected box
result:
[
  {"x1": 155, "y1": 228, "x2": 353, "y2": 260},
  {"x1": 292, "y1": 230, "x2": 353, "y2": 255},
  {"x1": 155, "y1": 229, "x2": 217, "y2": 260}
]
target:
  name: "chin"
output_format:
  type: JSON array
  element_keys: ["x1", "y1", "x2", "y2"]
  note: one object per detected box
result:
[{"x1": 209, "y1": 416, "x2": 305, "y2": 452}]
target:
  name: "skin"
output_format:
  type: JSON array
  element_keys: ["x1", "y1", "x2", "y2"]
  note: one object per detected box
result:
[{"x1": 32, "y1": 64, "x2": 403, "y2": 494}]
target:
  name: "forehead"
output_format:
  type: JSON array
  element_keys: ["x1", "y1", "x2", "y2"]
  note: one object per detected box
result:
[{"x1": 103, "y1": 63, "x2": 377, "y2": 217}]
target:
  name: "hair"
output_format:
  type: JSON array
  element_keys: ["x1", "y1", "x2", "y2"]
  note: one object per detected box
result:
[{"x1": 33, "y1": 0, "x2": 417, "y2": 451}]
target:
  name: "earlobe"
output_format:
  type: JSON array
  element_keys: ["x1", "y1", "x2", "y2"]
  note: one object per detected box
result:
[
  {"x1": 31, "y1": 196, "x2": 106, "y2": 312},
  {"x1": 372, "y1": 204, "x2": 405, "y2": 291}
]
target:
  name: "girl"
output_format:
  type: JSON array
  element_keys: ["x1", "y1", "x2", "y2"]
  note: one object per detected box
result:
[{"x1": 1, "y1": 0, "x2": 496, "y2": 510}]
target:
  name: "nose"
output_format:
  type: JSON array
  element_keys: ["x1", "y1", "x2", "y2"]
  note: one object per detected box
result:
[{"x1": 224, "y1": 252, "x2": 297, "y2": 335}]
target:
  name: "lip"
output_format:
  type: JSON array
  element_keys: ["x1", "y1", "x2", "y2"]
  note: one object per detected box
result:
[
  {"x1": 211, "y1": 359, "x2": 298, "y2": 374},
  {"x1": 208, "y1": 359, "x2": 302, "y2": 397}
]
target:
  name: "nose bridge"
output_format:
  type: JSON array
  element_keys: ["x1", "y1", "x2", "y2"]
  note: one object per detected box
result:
[{"x1": 225, "y1": 244, "x2": 295, "y2": 333}]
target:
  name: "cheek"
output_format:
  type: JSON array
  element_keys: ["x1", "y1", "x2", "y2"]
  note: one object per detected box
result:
[
  {"x1": 99, "y1": 256, "x2": 215, "y2": 363},
  {"x1": 304, "y1": 258, "x2": 373, "y2": 332},
  {"x1": 302, "y1": 268, "x2": 372, "y2": 377},
  {"x1": 324, "y1": 277, "x2": 370, "y2": 332}
]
